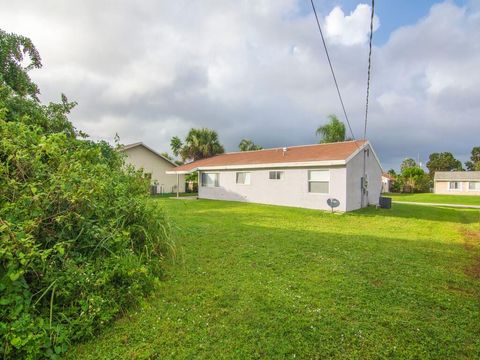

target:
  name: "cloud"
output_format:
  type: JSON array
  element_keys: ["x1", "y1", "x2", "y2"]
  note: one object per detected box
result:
[
  {"x1": 0, "y1": 1, "x2": 478, "y2": 170},
  {"x1": 325, "y1": 4, "x2": 380, "y2": 46}
]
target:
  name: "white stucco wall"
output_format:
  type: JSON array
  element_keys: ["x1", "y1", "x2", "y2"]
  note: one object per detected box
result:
[
  {"x1": 198, "y1": 166, "x2": 348, "y2": 211},
  {"x1": 345, "y1": 144, "x2": 382, "y2": 211},
  {"x1": 122, "y1": 146, "x2": 185, "y2": 193},
  {"x1": 434, "y1": 181, "x2": 480, "y2": 196}
]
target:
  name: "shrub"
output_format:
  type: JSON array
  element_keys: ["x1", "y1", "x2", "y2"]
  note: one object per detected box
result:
[{"x1": 0, "y1": 30, "x2": 171, "y2": 358}]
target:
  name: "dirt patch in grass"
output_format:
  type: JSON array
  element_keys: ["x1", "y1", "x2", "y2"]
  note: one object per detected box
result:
[{"x1": 463, "y1": 229, "x2": 480, "y2": 279}]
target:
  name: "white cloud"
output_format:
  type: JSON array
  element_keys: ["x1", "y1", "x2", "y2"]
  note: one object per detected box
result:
[
  {"x1": 325, "y1": 4, "x2": 380, "y2": 46},
  {"x1": 0, "y1": 1, "x2": 478, "y2": 170}
]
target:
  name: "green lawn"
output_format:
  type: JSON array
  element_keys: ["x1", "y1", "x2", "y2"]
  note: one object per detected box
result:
[
  {"x1": 386, "y1": 192, "x2": 480, "y2": 206},
  {"x1": 70, "y1": 199, "x2": 480, "y2": 359}
]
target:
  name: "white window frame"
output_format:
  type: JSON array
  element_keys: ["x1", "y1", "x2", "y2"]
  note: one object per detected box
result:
[
  {"x1": 269, "y1": 171, "x2": 284, "y2": 180},
  {"x1": 201, "y1": 172, "x2": 219, "y2": 187},
  {"x1": 308, "y1": 170, "x2": 330, "y2": 194},
  {"x1": 448, "y1": 181, "x2": 462, "y2": 191},
  {"x1": 236, "y1": 172, "x2": 251, "y2": 185},
  {"x1": 468, "y1": 181, "x2": 480, "y2": 191}
]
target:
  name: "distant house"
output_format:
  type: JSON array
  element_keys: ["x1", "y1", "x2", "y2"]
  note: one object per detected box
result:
[
  {"x1": 381, "y1": 173, "x2": 395, "y2": 193},
  {"x1": 167, "y1": 140, "x2": 382, "y2": 212},
  {"x1": 434, "y1": 171, "x2": 480, "y2": 196},
  {"x1": 119, "y1": 142, "x2": 185, "y2": 194}
]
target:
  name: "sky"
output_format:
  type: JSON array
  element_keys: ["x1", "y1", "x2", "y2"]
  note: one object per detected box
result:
[{"x1": 1, "y1": 0, "x2": 479, "y2": 170}]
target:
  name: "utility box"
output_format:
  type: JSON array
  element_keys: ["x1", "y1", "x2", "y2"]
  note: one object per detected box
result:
[{"x1": 379, "y1": 196, "x2": 392, "y2": 209}]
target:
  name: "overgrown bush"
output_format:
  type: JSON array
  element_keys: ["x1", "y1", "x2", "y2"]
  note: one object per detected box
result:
[{"x1": 0, "y1": 30, "x2": 171, "y2": 358}]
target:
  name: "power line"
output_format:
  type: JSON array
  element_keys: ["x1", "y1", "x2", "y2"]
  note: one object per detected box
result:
[
  {"x1": 361, "y1": 0, "x2": 376, "y2": 208},
  {"x1": 363, "y1": 0, "x2": 375, "y2": 140},
  {"x1": 309, "y1": 0, "x2": 355, "y2": 141}
]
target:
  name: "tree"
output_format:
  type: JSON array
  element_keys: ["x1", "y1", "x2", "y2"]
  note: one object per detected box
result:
[
  {"x1": 170, "y1": 128, "x2": 225, "y2": 162},
  {"x1": 161, "y1": 151, "x2": 183, "y2": 166},
  {"x1": 160, "y1": 151, "x2": 173, "y2": 161},
  {"x1": 316, "y1": 114, "x2": 350, "y2": 143},
  {"x1": 400, "y1": 158, "x2": 417, "y2": 173},
  {"x1": 426, "y1": 152, "x2": 463, "y2": 177},
  {"x1": 400, "y1": 166, "x2": 431, "y2": 193},
  {"x1": 387, "y1": 169, "x2": 396, "y2": 176},
  {"x1": 0, "y1": 29, "x2": 42, "y2": 100},
  {"x1": 465, "y1": 146, "x2": 480, "y2": 171},
  {"x1": 239, "y1": 139, "x2": 263, "y2": 151},
  {"x1": 170, "y1": 136, "x2": 183, "y2": 158}
]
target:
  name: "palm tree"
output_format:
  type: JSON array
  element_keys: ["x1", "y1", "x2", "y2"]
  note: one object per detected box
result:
[
  {"x1": 316, "y1": 114, "x2": 349, "y2": 143},
  {"x1": 238, "y1": 139, "x2": 263, "y2": 151},
  {"x1": 170, "y1": 128, "x2": 225, "y2": 162},
  {"x1": 170, "y1": 136, "x2": 183, "y2": 158}
]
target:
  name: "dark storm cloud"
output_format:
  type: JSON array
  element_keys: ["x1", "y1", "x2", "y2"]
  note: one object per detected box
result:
[{"x1": 1, "y1": 0, "x2": 479, "y2": 170}]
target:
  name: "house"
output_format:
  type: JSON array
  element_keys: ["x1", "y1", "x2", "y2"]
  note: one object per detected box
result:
[
  {"x1": 167, "y1": 140, "x2": 382, "y2": 212},
  {"x1": 434, "y1": 171, "x2": 480, "y2": 195},
  {"x1": 119, "y1": 142, "x2": 185, "y2": 194},
  {"x1": 381, "y1": 173, "x2": 395, "y2": 193}
]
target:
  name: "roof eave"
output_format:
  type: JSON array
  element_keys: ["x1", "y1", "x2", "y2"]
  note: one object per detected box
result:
[
  {"x1": 344, "y1": 140, "x2": 383, "y2": 172},
  {"x1": 166, "y1": 159, "x2": 347, "y2": 174},
  {"x1": 119, "y1": 142, "x2": 178, "y2": 167},
  {"x1": 435, "y1": 178, "x2": 480, "y2": 181}
]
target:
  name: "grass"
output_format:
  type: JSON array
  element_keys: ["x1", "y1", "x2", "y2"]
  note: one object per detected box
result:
[
  {"x1": 70, "y1": 199, "x2": 480, "y2": 359},
  {"x1": 386, "y1": 192, "x2": 480, "y2": 206}
]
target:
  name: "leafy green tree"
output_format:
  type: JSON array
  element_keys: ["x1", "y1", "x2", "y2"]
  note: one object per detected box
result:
[
  {"x1": 0, "y1": 30, "x2": 170, "y2": 358},
  {"x1": 161, "y1": 151, "x2": 183, "y2": 166},
  {"x1": 239, "y1": 138, "x2": 263, "y2": 151},
  {"x1": 465, "y1": 146, "x2": 480, "y2": 171},
  {"x1": 316, "y1": 114, "x2": 350, "y2": 143},
  {"x1": 160, "y1": 151, "x2": 173, "y2": 161},
  {"x1": 390, "y1": 179, "x2": 401, "y2": 193},
  {"x1": 400, "y1": 166, "x2": 431, "y2": 193},
  {"x1": 0, "y1": 29, "x2": 41, "y2": 99},
  {"x1": 387, "y1": 169, "x2": 396, "y2": 176},
  {"x1": 400, "y1": 158, "x2": 417, "y2": 173},
  {"x1": 426, "y1": 152, "x2": 463, "y2": 177},
  {"x1": 170, "y1": 128, "x2": 225, "y2": 162}
]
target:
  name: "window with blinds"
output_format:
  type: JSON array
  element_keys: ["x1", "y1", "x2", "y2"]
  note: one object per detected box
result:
[
  {"x1": 308, "y1": 170, "x2": 329, "y2": 193},
  {"x1": 201, "y1": 173, "x2": 219, "y2": 187},
  {"x1": 236, "y1": 172, "x2": 251, "y2": 185},
  {"x1": 269, "y1": 171, "x2": 284, "y2": 180}
]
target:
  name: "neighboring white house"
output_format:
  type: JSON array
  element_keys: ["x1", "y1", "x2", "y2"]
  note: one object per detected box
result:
[
  {"x1": 167, "y1": 140, "x2": 382, "y2": 212},
  {"x1": 381, "y1": 173, "x2": 395, "y2": 193},
  {"x1": 434, "y1": 171, "x2": 480, "y2": 196},
  {"x1": 119, "y1": 142, "x2": 185, "y2": 194}
]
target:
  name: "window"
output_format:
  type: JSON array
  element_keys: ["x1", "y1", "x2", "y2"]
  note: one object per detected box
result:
[
  {"x1": 448, "y1": 181, "x2": 461, "y2": 190},
  {"x1": 308, "y1": 170, "x2": 329, "y2": 193},
  {"x1": 236, "y1": 172, "x2": 251, "y2": 185},
  {"x1": 469, "y1": 181, "x2": 480, "y2": 191},
  {"x1": 201, "y1": 173, "x2": 219, "y2": 187},
  {"x1": 269, "y1": 171, "x2": 284, "y2": 180}
]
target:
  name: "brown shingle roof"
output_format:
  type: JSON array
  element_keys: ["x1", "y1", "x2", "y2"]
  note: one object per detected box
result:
[{"x1": 171, "y1": 140, "x2": 366, "y2": 173}]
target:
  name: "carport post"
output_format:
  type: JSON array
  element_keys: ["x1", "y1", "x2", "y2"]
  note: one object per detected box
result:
[{"x1": 176, "y1": 173, "x2": 179, "y2": 198}]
